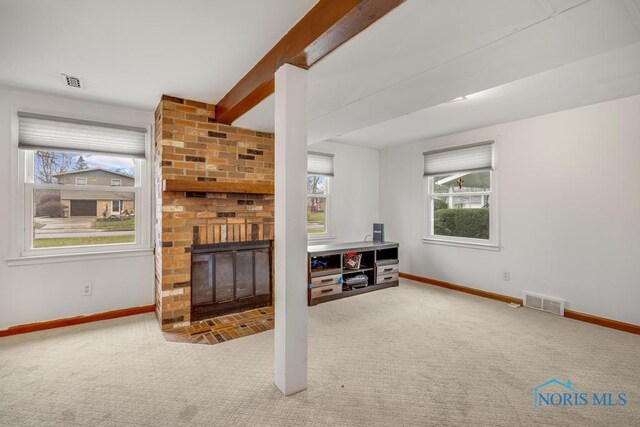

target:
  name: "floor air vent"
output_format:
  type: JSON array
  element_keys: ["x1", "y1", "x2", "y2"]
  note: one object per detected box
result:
[{"x1": 522, "y1": 291, "x2": 565, "y2": 316}]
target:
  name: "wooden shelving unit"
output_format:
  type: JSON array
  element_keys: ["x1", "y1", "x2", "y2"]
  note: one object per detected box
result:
[{"x1": 307, "y1": 241, "x2": 399, "y2": 306}]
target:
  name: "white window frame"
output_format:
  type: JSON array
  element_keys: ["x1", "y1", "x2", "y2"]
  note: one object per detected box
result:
[
  {"x1": 307, "y1": 174, "x2": 331, "y2": 240},
  {"x1": 8, "y1": 106, "x2": 152, "y2": 263},
  {"x1": 111, "y1": 179, "x2": 122, "y2": 186},
  {"x1": 422, "y1": 142, "x2": 500, "y2": 250},
  {"x1": 76, "y1": 177, "x2": 87, "y2": 185},
  {"x1": 111, "y1": 200, "x2": 122, "y2": 214}
]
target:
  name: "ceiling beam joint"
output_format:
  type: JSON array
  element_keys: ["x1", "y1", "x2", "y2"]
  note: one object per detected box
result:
[{"x1": 215, "y1": 0, "x2": 405, "y2": 125}]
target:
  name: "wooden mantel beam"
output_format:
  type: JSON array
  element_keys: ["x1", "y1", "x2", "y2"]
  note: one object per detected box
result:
[
  {"x1": 215, "y1": 0, "x2": 405, "y2": 125},
  {"x1": 163, "y1": 179, "x2": 274, "y2": 195}
]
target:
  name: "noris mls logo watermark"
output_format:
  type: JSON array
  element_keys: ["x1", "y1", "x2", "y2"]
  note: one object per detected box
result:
[{"x1": 531, "y1": 379, "x2": 627, "y2": 408}]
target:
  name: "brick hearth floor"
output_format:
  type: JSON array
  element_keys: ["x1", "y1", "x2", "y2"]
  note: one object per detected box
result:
[{"x1": 163, "y1": 307, "x2": 274, "y2": 345}]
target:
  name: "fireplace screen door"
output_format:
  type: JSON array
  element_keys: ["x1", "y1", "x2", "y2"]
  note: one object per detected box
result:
[{"x1": 191, "y1": 240, "x2": 272, "y2": 320}]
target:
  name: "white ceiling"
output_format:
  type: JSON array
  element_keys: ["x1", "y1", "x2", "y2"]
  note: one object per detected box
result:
[
  {"x1": 333, "y1": 41, "x2": 640, "y2": 149},
  {"x1": 2, "y1": 0, "x2": 640, "y2": 148},
  {"x1": 0, "y1": 0, "x2": 317, "y2": 109},
  {"x1": 234, "y1": 0, "x2": 640, "y2": 148}
]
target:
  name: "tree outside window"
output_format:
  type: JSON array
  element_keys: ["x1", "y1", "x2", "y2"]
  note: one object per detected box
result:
[{"x1": 307, "y1": 175, "x2": 329, "y2": 236}]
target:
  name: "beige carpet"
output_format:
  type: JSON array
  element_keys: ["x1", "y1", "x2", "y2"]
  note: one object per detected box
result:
[{"x1": 1, "y1": 278, "x2": 639, "y2": 426}]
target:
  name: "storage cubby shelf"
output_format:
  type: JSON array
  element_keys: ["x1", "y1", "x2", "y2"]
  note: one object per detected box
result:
[
  {"x1": 307, "y1": 241, "x2": 399, "y2": 306},
  {"x1": 342, "y1": 267, "x2": 373, "y2": 275}
]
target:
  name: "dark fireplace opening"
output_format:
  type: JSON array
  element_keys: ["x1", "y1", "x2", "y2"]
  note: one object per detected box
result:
[{"x1": 191, "y1": 240, "x2": 272, "y2": 321}]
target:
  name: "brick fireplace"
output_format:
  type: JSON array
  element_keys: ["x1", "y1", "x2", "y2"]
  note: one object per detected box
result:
[{"x1": 154, "y1": 95, "x2": 275, "y2": 331}]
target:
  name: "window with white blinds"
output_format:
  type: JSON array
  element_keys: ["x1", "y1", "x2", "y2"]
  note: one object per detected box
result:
[
  {"x1": 423, "y1": 141, "x2": 493, "y2": 176},
  {"x1": 15, "y1": 111, "x2": 150, "y2": 257},
  {"x1": 423, "y1": 141, "x2": 498, "y2": 248},
  {"x1": 18, "y1": 112, "x2": 146, "y2": 158},
  {"x1": 307, "y1": 152, "x2": 333, "y2": 238},
  {"x1": 307, "y1": 152, "x2": 334, "y2": 176}
]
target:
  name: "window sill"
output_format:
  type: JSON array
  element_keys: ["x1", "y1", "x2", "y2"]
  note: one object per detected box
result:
[
  {"x1": 6, "y1": 248, "x2": 154, "y2": 267},
  {"x1": 421, "y1": 237, "x2": 500, "y2": 251},
  {"x1": 308, "y1": 235, "x2": 336, "y2": 243}
]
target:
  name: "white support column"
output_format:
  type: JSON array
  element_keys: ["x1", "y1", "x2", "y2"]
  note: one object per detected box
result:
[{"x1": 274, "y1": 63, "x2": 308, "y2": 396}]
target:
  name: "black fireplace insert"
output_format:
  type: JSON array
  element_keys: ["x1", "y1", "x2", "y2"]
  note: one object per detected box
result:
[{"x1": 191, "y1": 240, "x2": 272, "y2": 321}]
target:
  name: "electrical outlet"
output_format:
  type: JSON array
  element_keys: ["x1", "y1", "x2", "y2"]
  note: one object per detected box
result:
[
  {"x1": 503, "y1": 271, "x2": 511, "y2": 281},
  {"x1": 82, "y1": 283, "x2": 92, "y2": 296}
]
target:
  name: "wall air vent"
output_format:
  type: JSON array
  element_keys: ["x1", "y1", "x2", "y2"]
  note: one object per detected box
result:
[
  {"x1": 522, "y1": 291, "x2": 565, "y2": 316},
  {"x1": 62, "y1": 74, "x2": 82, "y2": 88}
]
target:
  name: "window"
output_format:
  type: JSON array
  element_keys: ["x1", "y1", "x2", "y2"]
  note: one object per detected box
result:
[
  {"x1": 17, "y1": 112, "x2": 148, "y2": 255},
  {"x1": 307, "y1": 175, "x2": 329, "y2": 235},
  {"x1": 307, "y1": 152, "x2": 334, "y2": 238},
  {"x1": 424, "y1": 141, "x2": 498, "y2": 248}
]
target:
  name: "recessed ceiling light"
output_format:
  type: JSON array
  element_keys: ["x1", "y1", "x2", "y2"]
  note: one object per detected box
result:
[{"x1": 61, "y1": 74, "x2": 82, "y2": 89}]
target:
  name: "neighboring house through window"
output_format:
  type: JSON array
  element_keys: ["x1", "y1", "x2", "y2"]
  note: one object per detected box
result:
[
  {"x1": 307, "y1": 152, "x2": 334, "y2": 239},
  {"x1": 423, "y1": 141, "x2": 498, "y2": 248},
  {"x1": 16, "y1": 112, "x2": 148, "y2": 256}
]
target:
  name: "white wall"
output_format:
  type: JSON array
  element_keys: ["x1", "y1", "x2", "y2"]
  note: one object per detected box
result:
[
  {"x1": 308, "y1": 141, "x2": 380, "y2": 244},
  {"x1": 0, "y1": 87, "x2": 155, "y2": 330},
  {"x1": 380, "y1": 94, "x2": 640, "y2": 325}
]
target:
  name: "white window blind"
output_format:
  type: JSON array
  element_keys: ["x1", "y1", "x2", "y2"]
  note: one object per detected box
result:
[
  {"x1": 307, "y1": 151, "x2": 334, "y2": 176},
  {"x1": 18, "y1": 112, "x2": 146, "y2": 158},
  {"x1": 423, "y1": 141, "x2": 493, "y2": 176}
]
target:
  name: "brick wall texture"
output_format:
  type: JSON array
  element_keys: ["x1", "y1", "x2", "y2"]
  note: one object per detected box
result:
[{"x1": 154, "y1": 95, "x2": 274, "y2": 331}]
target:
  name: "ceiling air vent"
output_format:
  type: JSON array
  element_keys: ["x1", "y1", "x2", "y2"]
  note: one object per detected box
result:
[
  {"x1": 62, "y1": 74, "x2": 82, "y2": 88},
  {"x1": 523, "y1": 291, "x2": 565, "y2": 316}
]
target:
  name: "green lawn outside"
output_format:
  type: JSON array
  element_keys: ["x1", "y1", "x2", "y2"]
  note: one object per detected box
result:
[
  {"x1": 307, "y1": 212, "x2": 325, "y2": 223},
  {"x1": 307, "y1": 211, "x2": 326, "y2": 234},
  {"x1": 92, "y1": 217, "x2": 135, "y2": 231},
  {"x1": 33, "y1": 235, "x2": 135, "y2": 248}
]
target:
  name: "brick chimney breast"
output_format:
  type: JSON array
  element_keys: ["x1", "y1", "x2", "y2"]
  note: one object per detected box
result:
[{"x1": 154, "y1": 96, "x2": 275, "y2": 331}]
